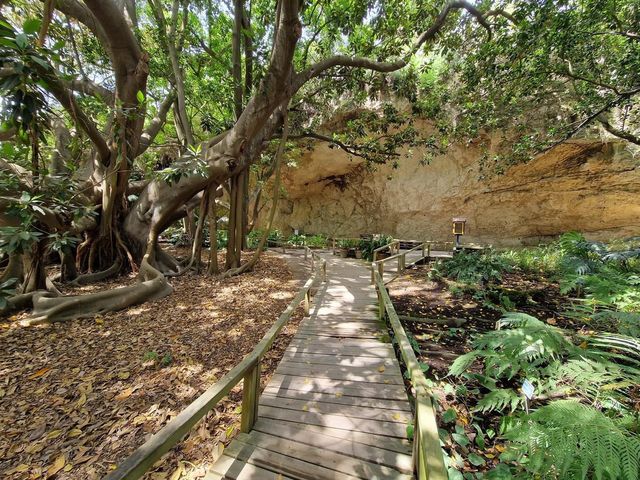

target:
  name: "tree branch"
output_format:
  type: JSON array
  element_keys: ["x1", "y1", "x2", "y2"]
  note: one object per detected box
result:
[
  {"x1": 68, "y1": 77, "x2": 114, "y2": 103},
  {"x1": 290, "y1": 131, "x2": 400, "y2": 161},
  {"x1": 293, "y1": 0, "x2": 492, "y2": 91},
  {"x1": 52, "y1": 0, "x2": 109, "y2": 46},
  {"x1": 137, "y1": 90, "x2": 177, "y2": 156},
  {"x1": 598, "y1": 115, "x2": 640, "y2": 146}
]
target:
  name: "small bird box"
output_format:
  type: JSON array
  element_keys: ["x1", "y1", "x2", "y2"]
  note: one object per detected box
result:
[{"x1": 452, "y1": 217, "x2": 467, "y2": 235}]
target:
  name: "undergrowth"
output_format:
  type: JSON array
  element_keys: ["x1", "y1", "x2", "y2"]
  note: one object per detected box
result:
[{"x1": 428, "y1": 233, "x2": 640, "y2": 479}]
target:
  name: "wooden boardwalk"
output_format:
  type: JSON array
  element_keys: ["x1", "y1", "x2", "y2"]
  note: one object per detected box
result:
[{"x1": 210, "y1": 254, "x2": 415, "y2": 479}]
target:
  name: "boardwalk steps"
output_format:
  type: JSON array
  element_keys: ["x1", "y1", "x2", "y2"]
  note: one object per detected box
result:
[{"x1": 209, "y1": 256, "x2": 416, "y2": 480}]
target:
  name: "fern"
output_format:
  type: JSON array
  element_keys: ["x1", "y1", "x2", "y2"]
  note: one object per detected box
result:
[
  {"x1": 475, "y1": 388, "x2": 524, "y2": 413},
  {"x1": 504, "y1": 400, "x2": 640, "y2": 480},
  {"x1": 557, "y1": 358, "x2": 640, "y2": 407}
]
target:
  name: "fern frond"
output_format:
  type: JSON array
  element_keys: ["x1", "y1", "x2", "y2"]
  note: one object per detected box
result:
[
  {"x1": 448, "y1": 351, "x2": 479, "y2": 376},
  {"x1": 474, "y1": 388, "x2": 523, "y2": 413},
  {"x1": 505, "y1": 400, "x2": 640, "y2": 480}
]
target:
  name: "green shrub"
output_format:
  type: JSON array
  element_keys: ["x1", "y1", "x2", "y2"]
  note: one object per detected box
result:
[
  {"x1": 305, "y1": 234, "x2": 328, "y2": 248},
  {"x1": 439, "y1": 250, "x2": 511, "y2": 285},
  {"x1": 359, "y1": 235, "x2": 394, "y2": 261},
  {"x1": 247, "y1": 229, "x2": 282, "y2": 248}
]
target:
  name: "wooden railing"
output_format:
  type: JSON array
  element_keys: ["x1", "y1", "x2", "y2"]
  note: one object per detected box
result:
[
  {"x1": 373, "y1": 270, "x2": 447, "y2": 480},
  {"x1": 330, "y1": 236, "x2": 363, "y2": 254},
  {"x1": 372, "y1": 239, "x2": 400, "y2": 262},
  {"x1": 371, "y1": 240, "x2": 458, "y2": 284},
  {"x1": 104, "y1": 251, "x2": 327, "y2": 480},
  {"x1": 371, "y1": 241, "x2": 427, "y2": 284}
]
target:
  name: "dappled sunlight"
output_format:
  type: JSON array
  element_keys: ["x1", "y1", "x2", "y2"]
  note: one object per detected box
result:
[{"x1": 0, "y1": 254, "x2": 302, "y2": 479}]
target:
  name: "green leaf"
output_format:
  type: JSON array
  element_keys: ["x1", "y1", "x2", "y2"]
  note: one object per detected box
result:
[
  {"x1": 136, "y1": 90, "x2": 145, "y2": 103},
  {"x1": 442, "y1": 408, "x2": 457, "y2": 423},
  {"x1": 468, "y1": 453, "x2": 486, "y2": 466},
  {"x1": 406, "y1": 423, "x2": 414, "y2": 441},
  {"x1": 448, "y1": 467, "x2": 464, "y2": 480},
  {"x1": 15, "y1": 33, "x2": 28, "y2": 49},
  {"x1": 452, "y1": 432, "x2": 470, "y2": 446},
  {"x1": 23, "y1": 18, "x2": 41, "y2": 35}
]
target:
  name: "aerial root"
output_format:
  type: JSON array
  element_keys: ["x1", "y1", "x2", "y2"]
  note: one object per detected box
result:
[{"x1": 21, "y1": 256, "x2": 172, "y2": 326}]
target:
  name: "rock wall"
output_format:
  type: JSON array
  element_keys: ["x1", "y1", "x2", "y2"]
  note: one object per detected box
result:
[{"x1": 268, "y1": 137, "x2": 640, "y2": 246}]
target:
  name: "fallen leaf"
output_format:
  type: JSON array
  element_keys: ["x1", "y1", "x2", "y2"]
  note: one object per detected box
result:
[
  {"x1": 115, "y1": 387, "x2": 134, "y2": 401},
  {"x1": 68, "y1": 428, "x2": 83, "y2": 438},
  {"x1": 29, "y1": 367, "x2": 51, "y2": 379},
  {"x1": 76, "y1": 392, "x2": 87, "y2": 408},
  {"x1": 46, "y1": 429, "x2": 63, "y2": 440},
  {"x1": 47, "y1": 454, "x2": 65, "y2": 478},
  {"x1": 118, "y1": 371, "x2": 130, "y2": 380},
  {"x1": 12, "y1": 464, "x2": 30, "y2": 473},
  {"x1": 378, "y1": 366, "x2": 386, "y2": 373}
]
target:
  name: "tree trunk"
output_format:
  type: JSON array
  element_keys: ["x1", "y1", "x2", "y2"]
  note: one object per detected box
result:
[
  {"x1": 208, "y1": 188, "x2": 219, "y2": 275},
  {"x1": 60, "y1": 246, "x2": 78, "y2": 282},
  {"x1": 221, "y1": 105, "x2": 289, "y2": 278},
  {"x1": 0, "y1": 252, "x2": 24, "y2": 285},
  {"x1": 21, "y1": 241, "x2": 47, "y2": 294},
  {"x1": 189, "y1": 189, "x2": 210, "y2": 272}
]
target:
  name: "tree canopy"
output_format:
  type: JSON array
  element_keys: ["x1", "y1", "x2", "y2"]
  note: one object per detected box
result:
[{"x1": 0, "y1": 0, "x2": 637, "y2": 321}]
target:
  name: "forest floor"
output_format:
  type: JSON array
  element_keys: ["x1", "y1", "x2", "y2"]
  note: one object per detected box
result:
[
  {"x1": 0, "y1": 250, "x2": 307, "y2": 480},
  {"x1": 388, "y1": 263, "x2": 575, "y2": 476}
]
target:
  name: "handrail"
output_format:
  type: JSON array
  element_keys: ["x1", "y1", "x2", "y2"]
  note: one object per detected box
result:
[
  {"x1": 373, "y1": 270, "x2": 447, "y2": 480},
  {"x1": 105, "y1": 254, "x2": 327, "y2": 480},
  {"x1": 372, "y1": 241, "x2": 430, "y2": 284},
  {"x1": 372, "y1": 239, "x2": 399, "y2": 262},
  {"x1": 330, "y1": 236, "x2": 364, "y2": 254}
]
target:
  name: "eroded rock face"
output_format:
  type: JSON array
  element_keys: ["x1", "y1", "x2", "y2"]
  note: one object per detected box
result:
[{"x1": 270, "y1": 138, "x2": 639, "y2": 246}]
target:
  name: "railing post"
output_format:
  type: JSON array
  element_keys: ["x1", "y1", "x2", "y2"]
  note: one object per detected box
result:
[
  {"x1": 378, "y1": 261, "x2": 384, "y2": 281},
  {"x1": 304, "y1": 290, "x2": 310, "y2": 316},
  {"x1": 305, "y1": 247, "x2": 308, "y2": 261},
  {"x1": 371, "y1": 263, "x2": 375, "y2": 284},
  {"x1": 240, "y1": 359, "x2": 260, "y2": 433},
  {"x1": 322, "y1": 260, "x2": 327, "y2": 282},
  {"x1": 332, "y1": 238, "x2": 336, "y2": 255},
  {"x1": 427, "y1": 243, "x2": 431, "y2": 261},
  {"x1": 422, "y1": 242, "x2": 426, "y2": 259},
  {"x1": 398, "y1": 254, "x2": 402, "y2": 273}
]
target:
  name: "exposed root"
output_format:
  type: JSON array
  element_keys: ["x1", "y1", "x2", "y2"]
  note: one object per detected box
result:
[
  {"x1": 69, "y1": 259, "x2": 122, "y2": 286},
  {"x1": 0, "y1": 290, "x2": 50, "y2": 316},
  {"x1": 22, "y1": 256, "x2": 172, "y2": 326}
]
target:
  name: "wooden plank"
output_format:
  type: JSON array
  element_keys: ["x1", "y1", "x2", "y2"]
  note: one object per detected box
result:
[
  {"x1": 258, "y1": 405, "x2": 409, "y2": 438},
  {"x1": 275, "y1": 364, "x2": 404, "y2": 384},
  {"x1": 279, "y1": 359, "x2": 401, "y2": 376},
  {"x1": 238, "y1": 431, "x2": 412, "y2": 480},
  {"x1": 268, "y1": 374, "x2": 409, "y2": 400},
  {"x1": 285, "y1": 344, "x2": 394, "y2": 357},
  {"x1": 289, "y1": 337, "x2": 392, "y2": 349},
  {"x1": 208, "y1": 455, "x2": 295, "y2": 480},
  {"x1": 282, "y1": 352, "x2": 397, "y2": 368},
  {"x1": 260, "y1": 387, "x2": 412, "y2": 411},
  {"x1": 253, "y1": 419, "x2": 413, "y2": 473},
  {"x1": 224, "y1": 439, "x2": 364, "y2": 480},
  {"x1": 255, "y1": 418, "x2": 411, "y2": 455},
  {"x1": 259, "y1": 394, "x2": 413, "y2": 424},
  {"x1": 295, "y1": 330, "x2": 381, "y2": 339}
]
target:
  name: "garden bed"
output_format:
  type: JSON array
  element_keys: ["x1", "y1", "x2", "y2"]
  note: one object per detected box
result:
[{"x1": 388, "y1": 235, "x2": 640, "y2": 479}]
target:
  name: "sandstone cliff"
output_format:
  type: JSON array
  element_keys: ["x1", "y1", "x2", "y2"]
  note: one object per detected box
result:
[{"x1": 267, "y1": 135, "x2": 639, "y2": 246}]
